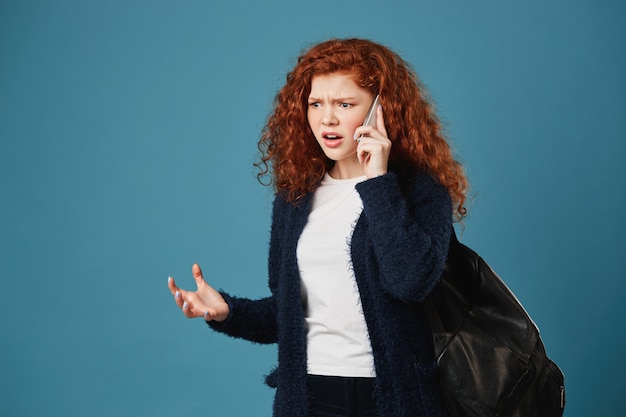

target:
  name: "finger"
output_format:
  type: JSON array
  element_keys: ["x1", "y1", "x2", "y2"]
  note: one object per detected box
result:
[
  {"x1": 203, "y1": 310, "x2": 216, "y2": 322},
  {"x1": 357, "y1": 139, "x2": 391, "y2": 178},
  {"x1": 354, "y1": 100, "x2": 386, "y2": 141},
  {"x1": 174, "y1": 288, "x2": 184, "y2": 308},
  {"x1": 168, "y1": 276, "x2": 185, "y2": 308},
  {"x1": 354, "y1": 125, "x2": 375, "y2": 141},
  {"x1": 192, "y1": 263, "x2": 206, "y2": 289},
  {"x1": 182, "y1": 299, "x2": 203, "y2": 319},
  {"x1": 357, "y1": 143, "x2": 371, "y2": 165},
  {"x1": 357, "y1": 138, "x2": 382, "y2": 156},
  {"x1": 203, "y1": 307, "x2": 229, "y2": 322},
  {"x1": 354, "y1": 125, "x2": 386, "y2": 142},
  {"x1": 167, "y1": 276, "x2": 178, "y2": 296},
  {"x1": 182, "y1": 299, "x2": 193, "y2": 317}
]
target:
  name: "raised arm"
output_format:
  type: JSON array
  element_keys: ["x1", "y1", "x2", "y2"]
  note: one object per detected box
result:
[{"x1": 355, "y1": 172, "x2": 452, "y2": 303}]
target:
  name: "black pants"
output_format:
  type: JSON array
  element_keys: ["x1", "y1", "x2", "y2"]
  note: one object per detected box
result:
[{"x1": 307, "y1": 374, "x2": 378, "y2": 417}]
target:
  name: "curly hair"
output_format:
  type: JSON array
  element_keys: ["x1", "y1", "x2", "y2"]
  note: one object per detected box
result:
[{"x1": 256, "y1": 38, "x2": 468, "y2": 220}]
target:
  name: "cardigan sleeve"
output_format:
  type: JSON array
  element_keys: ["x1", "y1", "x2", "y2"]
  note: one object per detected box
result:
[
  {"x1": 355, "y1": 172, "x2": 452, "y2": 303},
  {"x1": 206, "y1": 194, "x2": 286, "y2": 344},
  {"x1": 206, "y1": 293, "x2": 277, "y2": 344}
]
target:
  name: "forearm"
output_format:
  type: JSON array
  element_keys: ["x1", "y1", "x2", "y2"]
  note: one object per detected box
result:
[
  {"x1": 356, "y1": 172, "x2": 452, "y2": 302},
  {"x1": 207, "y1": 293, "x2": 278, "y2": 344}
]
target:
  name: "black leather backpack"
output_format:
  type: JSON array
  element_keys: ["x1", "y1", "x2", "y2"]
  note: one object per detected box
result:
[{"x1": 426, "y1": 232, "x2": 566, "y2": 417}]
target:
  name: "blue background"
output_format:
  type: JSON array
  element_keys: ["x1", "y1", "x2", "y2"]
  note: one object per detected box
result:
[{"x1": 1, "y1": 1, "x2": 624, "y2": 416}]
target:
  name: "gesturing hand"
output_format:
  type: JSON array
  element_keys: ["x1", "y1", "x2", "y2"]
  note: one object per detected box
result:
[
  {"x1": 353, "y1": 104, "x2": 392, "y2": 179},
  {"x1": 168, "y1": 263, "x2": 229, "y2": 322}
]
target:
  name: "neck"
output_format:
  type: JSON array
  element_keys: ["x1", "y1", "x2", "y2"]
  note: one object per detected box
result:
[{"x1": 328, "y1": 159, "x2": 364, "y2": 180}]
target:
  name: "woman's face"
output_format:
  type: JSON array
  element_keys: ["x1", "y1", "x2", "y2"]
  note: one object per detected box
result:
[{"x1": 307, "y1": 73, "x2": 374, "y2": 176}]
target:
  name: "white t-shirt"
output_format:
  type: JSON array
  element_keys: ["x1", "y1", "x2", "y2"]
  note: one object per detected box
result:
[{"x1": 297, "y1": 173, "x2": 375, "y2": 378}]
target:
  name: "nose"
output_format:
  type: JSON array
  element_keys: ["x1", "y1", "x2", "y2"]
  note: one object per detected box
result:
[{"x1": 321, "y1": 107, "x2": 337, "y2": 126}]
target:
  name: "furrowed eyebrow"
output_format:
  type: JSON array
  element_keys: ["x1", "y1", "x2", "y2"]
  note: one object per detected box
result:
[{"x1": 307, "y1": 96, "x2": 359, "y2": 102}]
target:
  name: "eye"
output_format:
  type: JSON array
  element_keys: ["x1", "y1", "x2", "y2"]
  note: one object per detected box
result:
[
  {"x1": 309, "y1": 102, "x2": 321, "y2": 108},
  {"x1": 340, "y1": 103, "x2": 352, "y2": 108}
]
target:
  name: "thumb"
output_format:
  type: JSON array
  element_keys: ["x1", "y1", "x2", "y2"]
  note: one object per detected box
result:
[{"x1": 192, "y1": 263, "x2": 206, "y2": 288}]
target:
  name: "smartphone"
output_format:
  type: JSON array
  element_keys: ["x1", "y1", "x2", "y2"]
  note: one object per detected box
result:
[{"x1": 362, "y1": 94, "x2": 380, "y2": 128}]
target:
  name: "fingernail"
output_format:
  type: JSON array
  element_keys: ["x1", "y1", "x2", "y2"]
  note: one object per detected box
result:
[
  {"x1": 175, "y1": 291, "x2": 180, "y2": 299},
  {"x1": 379, "y1": 104, "x2": 383, "y2": 111},
  {"x1": 204, "y1": 311, "x2": 210, "y2": 319},
  {"x1": 168, "y1": 276, "x2": 172, "y2": 283},
  {"x1": 183, "y1": 301, "x2": 188, "y2": 310}
]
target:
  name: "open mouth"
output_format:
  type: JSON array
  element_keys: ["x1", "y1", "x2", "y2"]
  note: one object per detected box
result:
[
  {"x1": 322, "y1": 132, "x2": 344, "y2": 149},
  {"x1": 323, "y1": 133, "x2": 343, "y2": 140}
]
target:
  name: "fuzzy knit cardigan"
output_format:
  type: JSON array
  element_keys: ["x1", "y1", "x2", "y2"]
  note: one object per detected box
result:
[{"x1": 209, "y1": 172, "x2": 452, "y2": 417}]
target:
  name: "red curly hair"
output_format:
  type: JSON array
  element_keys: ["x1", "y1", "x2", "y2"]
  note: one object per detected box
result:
[{"x1": 256, "y1": 38, "x2": 468, "y2": 220}]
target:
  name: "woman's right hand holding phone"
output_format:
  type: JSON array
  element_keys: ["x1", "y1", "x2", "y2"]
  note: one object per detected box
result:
[
  {"x1": 354, "y1": 102, "x2": 391, "y2": 179},
  {"x1": 168, "y1": 264, "x2": 229, "y2": 322}
]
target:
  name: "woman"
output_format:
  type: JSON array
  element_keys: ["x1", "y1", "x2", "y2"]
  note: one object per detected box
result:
[{"x1": 168, "y1": 38, "x2": 468, "y2": 417}]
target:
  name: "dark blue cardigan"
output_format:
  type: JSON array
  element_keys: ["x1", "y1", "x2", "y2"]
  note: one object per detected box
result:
[{"x1": 209, "y1": 172, "x2": 452, "y2": 417}]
